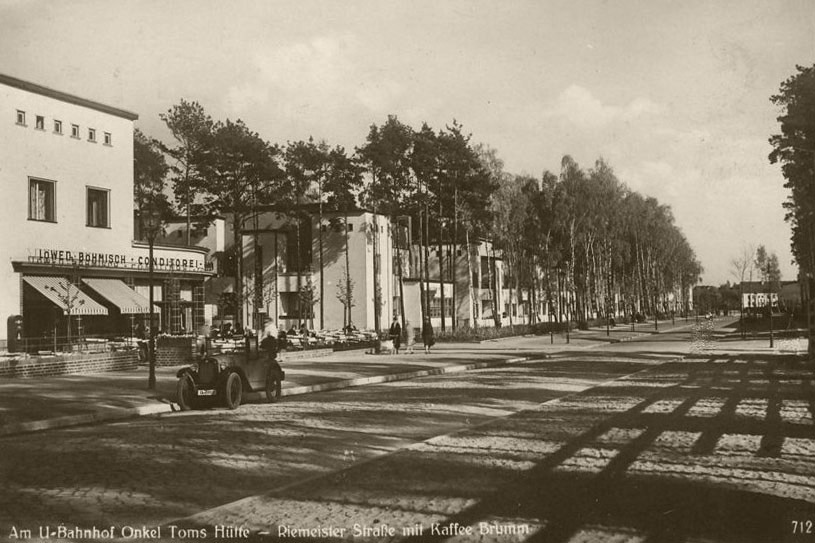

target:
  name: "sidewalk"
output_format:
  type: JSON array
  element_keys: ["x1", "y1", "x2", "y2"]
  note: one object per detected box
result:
[{"x1": 0, "y1": 319, "x2": 714, "y2": 437}]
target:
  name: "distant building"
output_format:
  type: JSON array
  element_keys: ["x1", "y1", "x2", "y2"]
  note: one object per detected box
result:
[{"x1": 740, "y1": 281, "x2": 801, "y2": 312}]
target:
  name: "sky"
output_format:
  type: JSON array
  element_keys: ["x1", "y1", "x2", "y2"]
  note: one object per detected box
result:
[{"x1": 2, "y1": 0, "x2": 813, "y2": 285}]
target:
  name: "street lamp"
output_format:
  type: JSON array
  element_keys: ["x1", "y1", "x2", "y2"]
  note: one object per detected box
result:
[{"x1": 144, "y1": 207, "x2": 162, "y2": 390}]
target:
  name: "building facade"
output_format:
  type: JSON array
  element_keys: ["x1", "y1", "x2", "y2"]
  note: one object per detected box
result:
[
  {"x1": 233, "y1": 208, "x2": 533, "y2": 334},
  {"x1": 0, "y1": 74, "x2": 211, "y2": 350}
]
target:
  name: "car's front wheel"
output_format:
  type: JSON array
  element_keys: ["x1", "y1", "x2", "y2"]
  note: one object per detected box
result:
[
  {"x1": 176, "y1": 374, "x2": 197, "y2": 411},
  {"x1": 265, "y1": 369, "x2": 282, "y2": 403},
  {"x1": 224, "y1": 372, "x2": 243, "y2": 409}
]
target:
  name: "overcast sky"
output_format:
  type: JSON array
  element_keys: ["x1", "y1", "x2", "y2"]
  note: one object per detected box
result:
[{"x1": 3, "y1": 0, "x2": 813, "y2": 284}]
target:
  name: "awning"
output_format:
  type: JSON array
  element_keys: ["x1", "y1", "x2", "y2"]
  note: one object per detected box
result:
[
  {"x1": 82, "y1": 278, "x2": 158, "y2": 314},
  {"x1": 23, "y1": 276, "x2": 108, "y2": 316}
]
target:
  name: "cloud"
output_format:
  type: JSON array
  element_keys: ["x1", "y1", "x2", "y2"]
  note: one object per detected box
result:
[
  {"x1": 222, "y1": 33, "x2": 403, "y2": 120},
  {"x1": 543, "y1": 85, "x2": 662, "y2": 129}
]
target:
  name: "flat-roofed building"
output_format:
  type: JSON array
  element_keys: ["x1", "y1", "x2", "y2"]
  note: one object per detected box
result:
[{"x1": 0, "y1": 74, "x2": 211, "y2": 350}]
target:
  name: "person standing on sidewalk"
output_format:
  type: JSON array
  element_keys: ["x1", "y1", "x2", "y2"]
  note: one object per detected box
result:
[
  {"x1": 389, "y1": 316, "x2": 402, "y2": 354},
  {"x1": 404, "y1": 319, "x2": 416, "y2": 354},
  {"x1": 261, "y1": 320, "x2": 280, "y2": 361},
  {"x1": 422, "y1": 318, "x2": 435, "y2": 354}
]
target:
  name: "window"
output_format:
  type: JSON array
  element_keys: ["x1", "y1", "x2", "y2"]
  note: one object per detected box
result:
[
  {"x1": 103, "y1": 132, "x2": 111, "y2": 145},
  {"x1": 16, "y1": 110, "x2": 25, "y2": 125},
  {"x1": 279, "y1": 292, "x2": 301, "y2": 318},
  {"x1": 88, "y1": 128, "x2": 96, "y2": 142},
  {"x1": 71, "y1": 124, "x2": 80, "y2": 138},
  {"x1": 347, "y1": 223, "x2": 354, "y2": 231},
  {"x1": 35, "y1": 115, "x2": 44, "y2": 130},
  {"x1": 53, "y1": 120, "x2": 62, "y2": 134},
  {"x1": 29, "y1": 178, "x2": 56, "y2": 222},
  {"x1": 428, "y1": 297, "x2": 454, "y2": 318},
  {"x1": 86, "y1": 187, "x2": 109, "y2": 227}
]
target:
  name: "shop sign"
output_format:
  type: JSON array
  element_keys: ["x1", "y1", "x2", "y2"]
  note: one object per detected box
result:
[{"x1": 27, "y1": 248, "x2": 212, "y2": 272}]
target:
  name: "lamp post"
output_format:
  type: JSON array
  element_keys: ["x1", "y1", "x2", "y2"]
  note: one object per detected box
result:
[{"x1": 144, "y1": 208, "x2": 162, "y2": 390}]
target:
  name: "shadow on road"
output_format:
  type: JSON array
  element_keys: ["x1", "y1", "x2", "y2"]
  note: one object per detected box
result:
[{"x1": 209, "y1": 352, "x2": 815, "y2": 543}]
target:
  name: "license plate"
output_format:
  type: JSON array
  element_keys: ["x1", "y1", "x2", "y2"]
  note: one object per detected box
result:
[{"x1": 197, "y1": 389, "x2": 216, "y2": 396}]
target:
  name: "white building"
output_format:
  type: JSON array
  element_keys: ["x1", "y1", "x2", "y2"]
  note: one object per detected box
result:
[
  {"x1": 234, "y1": 207, "x2": 538, "y2": 334},
  {"x1": 0, "y1": 73, "x2": 212, "y2": 350}
]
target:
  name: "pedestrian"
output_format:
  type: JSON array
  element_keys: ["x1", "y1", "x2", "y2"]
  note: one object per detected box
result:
[
  {"x1": 260, "y1": 319, "x2": 279, "y2": 361},
  {"x1": 389, "y1": 315, "x2": 402, "y2": 354},
  {"x1": 422, "y1": 318, "x2": 435, "y2": 354},
  {"x1": 404, "y1": 319, "x2": 416, "y2": 354}
]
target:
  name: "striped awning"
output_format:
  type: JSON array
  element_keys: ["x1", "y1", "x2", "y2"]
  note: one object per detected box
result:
[
  {"x1": 82, "y1": 278, "x2": 158, "y2": 314},
  {"x1": 23, "y1": 276, "x2": 108, "y2": 316}
]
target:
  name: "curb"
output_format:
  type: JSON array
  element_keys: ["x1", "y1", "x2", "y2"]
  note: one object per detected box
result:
[
  {"x1": 0, "y1": 356, "x2": 532, "y2": 437},
  {"x1": 0, "y1": 402, "x2": 174, "y2": 437}
]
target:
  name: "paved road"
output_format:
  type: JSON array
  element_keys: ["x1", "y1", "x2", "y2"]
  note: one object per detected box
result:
[{"x1": 1, "y1": 326, "x2": 812, "y2": 543}]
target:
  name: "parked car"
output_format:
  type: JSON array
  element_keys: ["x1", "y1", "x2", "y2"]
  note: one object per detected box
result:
[{"x1": 175, "y1": 335, "x2": 285, "y2": 410}]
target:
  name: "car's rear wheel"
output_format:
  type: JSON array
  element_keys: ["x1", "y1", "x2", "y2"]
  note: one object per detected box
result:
[
  {"x1": 224, "y1": 372, "x2": 243, "y2": 409},
  {"x1": 265, "y1": 369, "x2": 282, "y2": 403},
  {"x1": 176, "y1": 374, "x2": 197, "y2": 411}
]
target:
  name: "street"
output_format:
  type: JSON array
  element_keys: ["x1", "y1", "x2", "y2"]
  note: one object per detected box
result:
[{"x1": 1, "y1": 327, "x2": 813, "y2": 542}]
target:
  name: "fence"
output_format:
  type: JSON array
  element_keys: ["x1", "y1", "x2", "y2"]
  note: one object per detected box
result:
[{"x1": 8, "y1": 333, "x2": 142, "y2": 356}]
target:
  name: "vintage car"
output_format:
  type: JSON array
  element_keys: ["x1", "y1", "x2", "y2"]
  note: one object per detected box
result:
[{"x1": 175, "y1": 335, "x2": 285, "y2": 410}]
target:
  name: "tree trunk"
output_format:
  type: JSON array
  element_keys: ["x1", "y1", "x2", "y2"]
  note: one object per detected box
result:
[
  {"x1": 452, "y1": 189, "x2": 458, "y2": 330},
  {"x1": 233, "y1": 211, "x2": 244, "y2": 329},
  {"x1": 394, "y1": 215, "x2": 407, "y2": 339},
  {"x1": 438, "y1": 207, "x2": 445, "y2": 332},
  {"x1": 423, "y1": 203, "x2": 432, "y2": 326},
  {"x1": 490, "y1": 245, "x2": 500, "y2": 328},
  {"x1": 465, "y1": 228, "x2": 477, "y2": 329},
  {"x1": 318, "y1": 189, "x2": 324, "y2": 330},
  {"x1": 344, "y1": 213, "x2": 352, "y2": 327},
  {"x1": 418, "y1": 209, "x2": 427, "y2": 323}
]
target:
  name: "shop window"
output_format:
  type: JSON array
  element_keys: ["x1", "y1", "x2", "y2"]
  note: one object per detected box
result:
[
  {"x1": 35, "y1": 115, "x2": 44, "y2": 130},
  {"x1": 86, "y1": 187, "x2": 109, "y2": 227},
  {"x1": 16, "y1": 110, "x2": 25, "y2": 125},
  {"x1": 53, "y1": 119, "x2": 62, "y2": 134},
  {"x1": 29, "y1": 178, "x2": 56, "y2": 222}
]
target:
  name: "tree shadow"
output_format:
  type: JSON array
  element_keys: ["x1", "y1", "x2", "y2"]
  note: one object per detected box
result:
[{"x1": 163, "y1": 352, "x2": 815, "y2": 542}]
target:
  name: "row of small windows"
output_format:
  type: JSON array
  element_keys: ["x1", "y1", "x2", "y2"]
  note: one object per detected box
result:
[
  {"x1": 16, "y1": 110, "x2": 112, "y2": 145},
  {"x1": 29, "y1": 177, "x2": 110, "y2": 228}
]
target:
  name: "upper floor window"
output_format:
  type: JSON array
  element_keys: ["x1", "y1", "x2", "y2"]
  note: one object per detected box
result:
[
  {"x1": 71, "y1": 124, "x2": 80, "y2": 138},
  {"x1": 88, "y1": 128, "x2": 96, "y2": 142},
  {"x1": 35, "y1": 115, "x2": 45, "y2": 130},
  {"x1": 103, "y1": 132, "x2": 111, "y2": 145},
  {"x1": 87, "y1": 187, "x2": 109, "y2": 228},
  {"x1": 29, "y1": 178, "x2": 56, "y2": 222},
  {"x1": 53, "y1": 120, "x2": 62, "y2": 134},
  {"x1": 16, "y1": 110, "x2": 25, "y2": 125}
]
